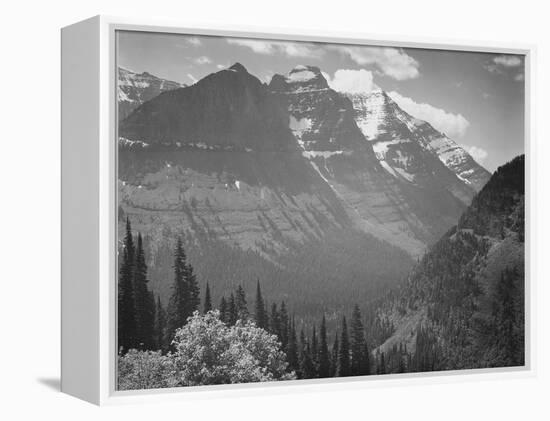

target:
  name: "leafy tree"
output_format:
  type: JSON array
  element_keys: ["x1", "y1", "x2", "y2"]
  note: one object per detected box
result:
[
  {"x1": 318, "y1": 315, "x2": 330, "y2": 378},
  {"x1": 171, "y1": 311, "x2": 295, "y2": 386},
  {"x1": 118, "y1": 349, "x2": 176, "y2": 390},
  {"x1": 338, "y1": 317, "x2": 350, "y2": 377},
  {"x1": 118, "y1": 218, "x2": 137, "y2": 352}
]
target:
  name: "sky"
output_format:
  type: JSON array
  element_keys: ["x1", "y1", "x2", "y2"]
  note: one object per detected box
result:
[{"x1": 118, "y1": 31, "x2": 525, "y2": 172}]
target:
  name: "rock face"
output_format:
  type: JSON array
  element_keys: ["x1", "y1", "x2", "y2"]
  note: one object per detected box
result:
[
  {"x1": 118, "y1": 67, "x2": 186, "y2": 120},
  {"x1": 117, "y1": 63, "x2": 492, "y2": 314}
]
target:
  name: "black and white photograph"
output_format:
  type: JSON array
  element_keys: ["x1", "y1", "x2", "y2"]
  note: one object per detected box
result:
[{"x1": 115, "y1": 30, "x2": 525, "y2": 390}]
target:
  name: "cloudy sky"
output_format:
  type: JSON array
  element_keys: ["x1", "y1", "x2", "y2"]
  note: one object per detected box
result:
[{"x1": 118, "y1": 31, "x2": 525, "y2": 171}]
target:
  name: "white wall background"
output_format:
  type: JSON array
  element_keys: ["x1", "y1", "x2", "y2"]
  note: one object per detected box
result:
[{"x1": 1, "y1": 0, "x2": 547, "y2": 418}]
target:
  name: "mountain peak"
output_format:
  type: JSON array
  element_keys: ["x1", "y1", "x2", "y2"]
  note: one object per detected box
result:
[
  {"x1": 269, "y1": 65, "x2": 328, "y2": 92},
  {"x1": 229, "y1": 62, "x2": 248, "y2": 73}
]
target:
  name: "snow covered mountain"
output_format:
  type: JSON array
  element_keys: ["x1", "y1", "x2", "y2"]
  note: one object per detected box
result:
[
  {"x1": 118, "y1": 67, "x2": 186, "y2": 120},
  {"x1": 269, "y1": 65, "x2": 490, "y2": 256},
  {"x1": 347, "y1": 90, "x2": 490, "y2": 200}
]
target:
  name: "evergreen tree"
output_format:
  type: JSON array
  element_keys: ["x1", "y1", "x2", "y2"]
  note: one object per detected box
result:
[
  {"x1": 378, "y1": 352, "x2": 386, "y2": 374},
  {"x1": 350, "y1": 304, "x2": 367, "y2": 376},
  {"x1": 134, "y1": 233, "x2": 155, "y2": 350},
  {"x1": 228, "y1": 293, "x2": 237, "y2": 325},
  {"x1": 185, "y1": 259, "x2": 200, "y2": 316},
  {"x1": 270, "y1": 303, "x2": 279, "y2": 336},
  {"x1": 235, "y1": 285, "x2": 249, "y2": 320},
  {"x1": 219, "y1": 296, "x2": 228, "y2": 324},
  {"x1": 154, "y1": 295, "x2": 167, "y2": 352},
  {"x1": 361, "y1": 341, "x2": 371, "y2": 376},
  {"x1": 310, "y1": 325, "x2": 319, "y2": 377},
  {"x1": 330, "y1": 332, "x2": 339, "y2": 377},
  {"x1": 338, "y1": 317, "x2": 351, "y2": 377},
  {"x1": 279, "y1": 301, "x2": 289, "y2": 351},
  {"x1": 254, "y1": 280, "x2": 267, "y2": 329},
  {"x1": 203, "y1": 282, "x2": 212, "y2": 314},
  {"x1": 118, "y1": 217, "x2": 137, "y2": 352},
  {"x1": 167, "y1": 237, "x2": 190, "y2": 343},
  {"x1": 299, "y1": 328, "x2": 314, "y2": 379},
  {"x1": 286, "y1": 318, "x2": 299, "y2": 373},
  {"x1": 318, "y1": 315, "x2": 330, "y2": 378}
]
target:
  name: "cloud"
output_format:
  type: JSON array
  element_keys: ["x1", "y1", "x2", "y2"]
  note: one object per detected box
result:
[
  {"x1": 226, "y1": 38, "x2": 322, "y2": 58},
  {"x1": 186, "y1": 37, "x2": 202, "y2": 46},
  {"x1": 323, "y1": 69, "x2": 378, "y2": 94},
  {"x1": 388, "y1": 91, "x2": 470, "y2": 138},
  {"x1": 187, "y1": 73, "x2": 198, "y2": 84},
  {"x1": 484, "y1": 54, "x2": 524, "y2": 81},
  {"x1": 194, "y1": 56, "x2": 211, "y2": 65},
  {"x1": 329, "y1": 46, "x2": 419, "y2": 80},
  {"x1": 464, "y1": 145, "x2": 488, "y2": 164},
  {"x1": 493, "y1": 55, "x2": 522, "y2": 67}
]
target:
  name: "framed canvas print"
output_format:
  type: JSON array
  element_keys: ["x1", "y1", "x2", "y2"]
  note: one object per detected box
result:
[{"x1": 61, "y1": 16, "x2": 533, "y2": 405}]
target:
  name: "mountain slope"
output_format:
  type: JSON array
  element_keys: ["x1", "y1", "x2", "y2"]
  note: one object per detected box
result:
[
  {"x1": 373, "y1": 155, "x2": 524, "y2": 372},
  {"x1": 118, "y1": 67, "x2": 186, "y2": 120}
]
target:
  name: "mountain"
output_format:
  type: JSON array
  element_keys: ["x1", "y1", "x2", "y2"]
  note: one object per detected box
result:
[
  {"x1": 118, "y1": 64, "x2": 414, "y2": 316},
  {"x1": 347, "y1": 90, "x2": 490, "y2": 200},
  {"x1": 118, "y1": 67, "x2": 186, "y2": 120},
  {"x1": 269, "y1": 65, "x2": 490, "y2": 256},
  {"x1": 117, "y1": 63, "x2": 494, "y2": 321},
  {"x1": 372, "y1": 155, "x2": 524, "y2": 372}
]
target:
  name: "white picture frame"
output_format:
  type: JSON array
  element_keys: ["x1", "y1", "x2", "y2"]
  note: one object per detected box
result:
[{"x1": 61, "y1": 15, "x2": 536, "y2": 406}]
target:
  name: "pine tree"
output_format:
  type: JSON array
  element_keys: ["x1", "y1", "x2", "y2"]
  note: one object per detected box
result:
[
  {"x1": 286, "y1": 317, "x2": 299, "y2": 373},
  {"x1": 185, "y1": 259, "x2": 200, "y2": 316},
  {"x1": 299, "y1": 328, "x2": 314, "y2": 379},
  {"x1": 338, "y1": 316, "x2": 351, "y2": 377},
  {"x1": 310, "y1": 325, "x2": 319, "y2": 377},
  {"x1": 134, "y1": 233, "x2": 155, "y2": 350},
  {"x1": 254, "y1": 280, "x2": 267, "y2": 329},
  {"x1": 378, "y1": 352, "x2": 386, "y2": 374},
  {"x1": 279, "y1": 301, "x2": 289, "y2": 351},
  {"x1": 235, "y1": 285, "x2": 249, "y2": 321},
  {"x1": 219, "y1": 296, "x2": 228, "y2": 324},
  {"x1": 350, "y1": 304, "x2": 367, "y2": 376},
  {"x1": 118, "y1": 217, "x2": 137, "y2": 352},
  {"x1": 270, "y1": 303, "x2": 279, "y2": 336},
  {"x1": 154, "y1": 295, "x2": 166, "y2": 352},
  {"x1": 203, "y1": 282, "x2": 212, "y2": 313},
  {"x1": 228, "y1": 293, "x2": 237, "y2": 325},
  {"x1": 330, "y1": 332, "x2": 339, "y2": 377},
  {"x1": 166, "y1": 237, "x2": 189, "y2": 343},
  {"x1": 318, "y1": 315, "x2": 330, "y2": 378}
]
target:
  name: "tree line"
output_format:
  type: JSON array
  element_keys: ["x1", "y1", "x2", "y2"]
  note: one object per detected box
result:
[{"x1": 118, "y1": 218, "x2": 400, "y2": 379}]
